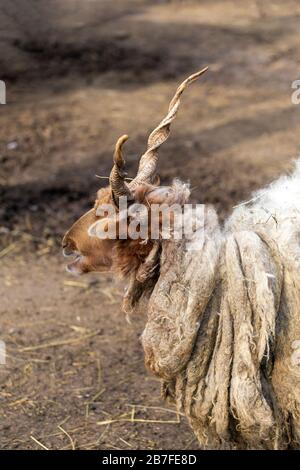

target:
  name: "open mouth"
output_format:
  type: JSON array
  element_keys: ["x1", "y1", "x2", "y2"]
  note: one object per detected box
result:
[{"x1": 63, "y1": 249, "x2": 84, "y2": 274}]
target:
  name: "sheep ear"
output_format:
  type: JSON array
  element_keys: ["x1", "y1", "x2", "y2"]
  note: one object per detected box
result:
[
  {"x1": 146, "y1": 181, "x2": 190, "y2": 205},
  {"x1": 146, "y1": 186, "x2": 173, "y2": 204}
]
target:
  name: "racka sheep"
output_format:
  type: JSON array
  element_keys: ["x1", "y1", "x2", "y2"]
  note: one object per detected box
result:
[{"x1": 63, "y1": 70, "x2": 300, "y2": 449}]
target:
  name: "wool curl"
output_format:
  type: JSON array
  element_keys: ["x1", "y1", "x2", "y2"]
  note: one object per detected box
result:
[{"x1": 139, "y1": 161, "x2": 300, "y2": 449}]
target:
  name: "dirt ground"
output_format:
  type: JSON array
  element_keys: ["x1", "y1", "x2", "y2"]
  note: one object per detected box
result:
[{"x1": 1, "y1": 0, "x2": 300, "y2": 450}]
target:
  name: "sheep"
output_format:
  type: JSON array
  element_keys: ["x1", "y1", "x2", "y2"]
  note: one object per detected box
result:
[{"x1": 62, "y1": 70, "x2": 300, "y2": 449}]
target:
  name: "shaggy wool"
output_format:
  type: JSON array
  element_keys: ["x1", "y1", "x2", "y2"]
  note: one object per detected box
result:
[{"x1": 140, "y1": 161, "x2": 300, "y2": 449}]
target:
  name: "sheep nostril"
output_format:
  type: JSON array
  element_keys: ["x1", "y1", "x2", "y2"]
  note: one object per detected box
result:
[
  {"x1": 62, "y1": 237, "x2": 69, "y2": 249},
  {"x1": 62, "y1": 237, "x2": 77, "y2": 255}
]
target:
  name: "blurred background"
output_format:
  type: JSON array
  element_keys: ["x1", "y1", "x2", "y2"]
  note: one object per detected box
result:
[{"x1": 0, "y1": 0, "x2": 299, "y2": 450}]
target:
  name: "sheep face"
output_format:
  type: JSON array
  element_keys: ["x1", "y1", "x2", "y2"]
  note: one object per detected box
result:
[
  {"x1": 62, "y1": 182, "x2": 188, "y2": 278},
  {"x1": 62, "y1": 185, "x2": 156, "y2": 277},
  {"x1": 62, "y1": 188, "x2": 116, "y2": 275}
]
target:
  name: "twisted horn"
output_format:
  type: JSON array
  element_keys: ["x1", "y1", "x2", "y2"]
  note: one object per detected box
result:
[
  {"x1": 130, "y1": 67, "x2": 208, "y2": 188},
  {"x1": 109, "y1": 134, "x2": 134, "y2": 205}
]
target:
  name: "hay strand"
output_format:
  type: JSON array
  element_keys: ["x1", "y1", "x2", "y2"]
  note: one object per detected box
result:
[
  {"x1": 58, "y1": 425, "x2": 76, "y2": 450},
  {"x1": 30, "y1": 436, "x2": 49, "y2": 450}
]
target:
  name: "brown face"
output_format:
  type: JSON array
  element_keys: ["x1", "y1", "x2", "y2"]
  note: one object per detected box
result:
[{"x1": 62, "y1": 192, "x2": 115, "y2": 275}]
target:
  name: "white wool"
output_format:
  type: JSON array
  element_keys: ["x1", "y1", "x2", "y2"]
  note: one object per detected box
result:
[
  {"x1": 141, "y1": 159, "x2": 300, "y2": 449},
  {"x1": 225, "y1": 159, "x2": 300, "y2": 269},
  {"x1": 254, "y1": 160, "x2": 300, "y2": 212},
  {"x1": 228, "y1": 159, "x2": 300, "y2": 223}
]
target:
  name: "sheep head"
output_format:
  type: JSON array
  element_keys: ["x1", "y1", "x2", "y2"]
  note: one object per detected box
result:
[{"x1": 62, "y1": 68, "x2": 207, "y2": 312}]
